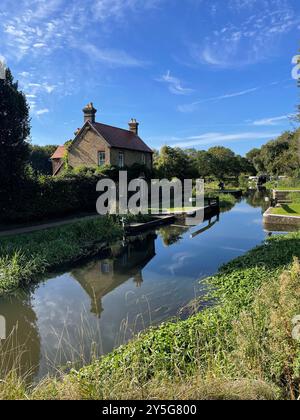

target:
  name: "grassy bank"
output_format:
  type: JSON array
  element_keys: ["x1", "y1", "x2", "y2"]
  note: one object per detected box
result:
[
  {"x1": 0, "y1": 216, "x2": 123, "y2": 295},
  {"x1": 2, "y1": 231, "x2": 300, "y2": 399},
  {"x1": 271, "y1": 204, "x2": 300, "y2": 216}
]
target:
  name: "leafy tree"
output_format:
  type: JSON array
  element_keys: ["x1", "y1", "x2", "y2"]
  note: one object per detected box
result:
[
  {"x1": 236, "y1": 155, "x2": 256, "y2": 176},
  {"x1": 208, "y1": 146, "x2": 237, "y2": 180},
  {"x1": 29, "y1": 144, "x2": 58, "y2": 175},
  {"x1": 247, "y1": 130, "x2": 300, "y2": 176},
  {"x1": 191, "y1": 150, "x2": 214, "y2": 179},
  {"x1": 0, "y1": 68, "x2": 30, "y2": 204},
  {"x1": 246, "y1": 148, "x2": 265, "y2": 174},
  {"x1": 154, "y1": 146, "x2": 191, "y2": 180}
]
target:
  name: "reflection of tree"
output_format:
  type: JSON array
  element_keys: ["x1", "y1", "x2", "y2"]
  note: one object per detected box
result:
[
  {"x1": 158, "y1": 225, "x2": 188, "y2": 246},
  {"x1": 70, "y1": 234, "x2": 156, "y2": 317},
  {"x1": 245, "y1": 189, "x2": 269, "y2": 211},
  {"x1": 0, "y1": 290, "x2": 40, "y2": 380}
]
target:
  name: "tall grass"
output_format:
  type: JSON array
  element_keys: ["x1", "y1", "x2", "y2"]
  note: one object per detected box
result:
[
  {"x1": 2, "y1": 231, "x2": 300, "y2": 400},
  {"x1": 0, "y1": 216, "x2": 123, "y2": 295}
]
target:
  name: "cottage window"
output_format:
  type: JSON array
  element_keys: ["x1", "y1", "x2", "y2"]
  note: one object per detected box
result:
[
  {"x1": 98, "y1": 151, "x2": 106, "y2": 166},
  {"x1": 142, "y1": 154, "x2": 146, "y2": 165},
  {"x1": 119, "y1": 152, "x2": 124, "y2": 168}
]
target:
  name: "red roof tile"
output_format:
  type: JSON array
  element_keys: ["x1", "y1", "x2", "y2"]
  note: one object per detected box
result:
[
  {"x1": 92, "y1": 122, "x2": 153, "y2": 154},
  {"x1": 51, "y1": 145, "x2": 66, "y2": 159}
]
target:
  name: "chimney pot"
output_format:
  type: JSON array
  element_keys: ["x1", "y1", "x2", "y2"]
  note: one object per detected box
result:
[
  {"x1": 83, "y1": 102, "x2": 97, "y2": 124},
  {"x1": 128, "y1": 118, "x2": 139, "y2": 135}
]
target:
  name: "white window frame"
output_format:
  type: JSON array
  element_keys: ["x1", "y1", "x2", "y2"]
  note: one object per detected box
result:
[
  {"x1": 98, "y1": 151, "x2": 106, "y2": 167},
  {"x1": 119, "y1": 151, "x2": 125, "y2": 168}
]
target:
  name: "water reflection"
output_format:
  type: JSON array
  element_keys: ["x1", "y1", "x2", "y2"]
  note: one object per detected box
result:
[
  {"x1": 71, "y1": 233, "x2": 157, "y2": 317},
  {"x1": 1, "y1": 190, "x2": 297, "y2": 379},
  {"x1": 0, "y1": 291, "x2": 40, "y2": 379}
]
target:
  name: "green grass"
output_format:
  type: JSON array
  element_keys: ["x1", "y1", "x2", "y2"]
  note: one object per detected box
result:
[
  {"x1": 2, "y1": 230, "x2": 300, "y2": 399},
  {"x1": 266, "y1": 178, "x2": 300, "y2": 191},
  {"x1": 0, "y1": 216, "x2": 123, "y2": 295},
  {"x1": 271, "y1": 204, "x2": 300, "y2": 216}
]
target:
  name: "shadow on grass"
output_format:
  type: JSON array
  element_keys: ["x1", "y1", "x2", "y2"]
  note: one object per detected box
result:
[{"x1": 281, "y1": 204, "x2": 297, "y2": 214}]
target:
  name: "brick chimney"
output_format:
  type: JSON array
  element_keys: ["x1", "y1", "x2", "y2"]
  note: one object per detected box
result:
[
  {"x1": 128, "y1": 118, "x2": 139, "y2": 135},
  {"x1": 83, "y1": 102, "x2": 97, "y2": 124}
]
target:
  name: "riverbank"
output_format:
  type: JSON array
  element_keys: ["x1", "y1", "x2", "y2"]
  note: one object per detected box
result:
[
  {"x1": 0, "y1": 194, "x2": 234, "y2": 296},
  {"x1": 0, "y1": 216, "x2": 123, "y2": 295},
  {"x1": 1, "y1": 230, "x2": 300, "y2": 400}
]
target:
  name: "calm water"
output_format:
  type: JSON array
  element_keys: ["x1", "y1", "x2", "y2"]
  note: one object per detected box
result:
[{"x1": 0, "y1": 191, "x2": 292, "y2": 379}]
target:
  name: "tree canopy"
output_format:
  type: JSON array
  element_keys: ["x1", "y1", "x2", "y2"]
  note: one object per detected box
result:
[
  {"x1": 0, "y1": 68, "x2": 30, "y2": 199},
  {"x1": 29, "y1": 145, "x2": 58, "y2": 175},
  {"x1": 153, "y1": 145, "x2": 255, "y2": 181},
  {"x1": 247, "y1": 130, "x2": 300, "y2": 176}
]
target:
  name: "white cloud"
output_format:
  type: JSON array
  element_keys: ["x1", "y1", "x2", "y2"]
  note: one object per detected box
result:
[
  {"x1": 19, "y1": 71, "x2": 31, "y2": 77},
  {"x1": 190, "y1": 1, "x2": 300, "y2": 68},
  {"x1": 27, "y1": 82, "x2": 56, "y2": 93},
  {"x1": 178, "y1": 87, "x2": 259, "y2": 113},
  {"x1": 169, "y1": 131, "x2": 279, "y2": 148},
  {"x1": 78, "y1": 43, "x2": 146, "y2": 68},
  {"x1": 93, "y1": 0, "x2": 162, "y2": 21},
  {"x1": 36, "y1": 108, "x2": 50, "y2": 116},
  {"x1": 43, "y1": 83, "x2": 56, "y2": 93},
  {"x1": 33, "y1": 43, "x2": 47, "y2": 48},
  {"x1": 252, "y1": 114, "x2": 295, "y2": 126},
  {"x1": 157, "y1": 70, "x2": 193, "y2": 95},
  {"x1": 0, "y1": 54, "x2": 6, "y2": 79}
]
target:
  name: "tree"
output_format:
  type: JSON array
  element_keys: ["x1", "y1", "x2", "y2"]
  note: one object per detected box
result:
[
  {"x1": 29, "y1": 145, "x2": 58, "y2": 175},
  {"x1": 208, "y1": 146, "x2": 237, "y2": 180},
  {"x1": 236, "y1": 155, "x2": 256, "y2": 176},
  {"x1": 246, "y1": 131, "x2": 300, "y2": 176},
  {"x1": 154, "y1": 146, "x2": 191, "y2": 180},
  {"x1": 246, "y1": 148, "x2": 265, "y2": 174},
  {"x1": 0, "y1": 68, "x2": 30, "y2": 200},
  {"x1": 191, "y1": 150, "x2": 214, "y2": 179}
]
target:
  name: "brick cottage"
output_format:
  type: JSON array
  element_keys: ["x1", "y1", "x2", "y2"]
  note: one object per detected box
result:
[{"x1": 51, "y1": 103, "x2": 153, "y2": 176}]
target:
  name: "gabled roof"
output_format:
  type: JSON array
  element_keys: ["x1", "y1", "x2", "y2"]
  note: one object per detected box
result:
[
  {"x1": 53, "y1": 161, "x2": 64, "y2": 176},
  {"x1": 51, "y1": 145, "x2": 66, "y2": 159},
  {"x1": 91, "y1": 122, "x2": 153, "y2": 154}
]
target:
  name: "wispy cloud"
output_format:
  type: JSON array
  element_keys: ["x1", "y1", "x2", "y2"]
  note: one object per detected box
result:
[
  {"x1": 157, "y1": 70, "x2": 193, "y2": 95},
  {"x1": 189, "y1": 1, "x2": 300, "y2": 68},
  {"x1": 36, "y1": 108, "x2": 50, "y2": 116},
  {"x1": 77, "y1": 43, "x2": 146, "y2": 68},
  {"x1": 93, "y1": 0, "x2": 162, "y2": 21},
  {"x1": 178, "y1": 87, "x2": 259, "y2": 113},
  {"x1": 169, "y1": 131, "x2": 279, "y2": 148},
  {"x1": 252, "y1": 114, "x2": 295, "y2": 126}
]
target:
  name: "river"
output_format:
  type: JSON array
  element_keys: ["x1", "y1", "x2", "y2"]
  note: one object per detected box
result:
[{"x1": 0, "y1": 190, "x2": 294, "y2": 379}]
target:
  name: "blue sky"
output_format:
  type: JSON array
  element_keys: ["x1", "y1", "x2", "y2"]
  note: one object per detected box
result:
[{"x1": 1, "y1": 0, "x2": 300, "y2": 155}]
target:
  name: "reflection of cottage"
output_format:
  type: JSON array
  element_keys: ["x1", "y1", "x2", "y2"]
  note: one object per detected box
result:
[
  {"x1": 70, "y1": 234, "x2": 156, "y2": 316},
  {"x1": 50, "y1": 103, "x2": 153, "y2": 175}
]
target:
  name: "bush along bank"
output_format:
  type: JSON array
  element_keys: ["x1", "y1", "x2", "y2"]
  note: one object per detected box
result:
[{"x1": 0, "y1": 216, "x2": 124, "y2": 295}]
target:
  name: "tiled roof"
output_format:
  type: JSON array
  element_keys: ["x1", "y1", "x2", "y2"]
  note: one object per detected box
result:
[
  {"x1": 50, "y1": 145, "x2": 66, "y2": 159},
  {"x1": 92, "y1": 122, "x2": 153, "y2": 154}
]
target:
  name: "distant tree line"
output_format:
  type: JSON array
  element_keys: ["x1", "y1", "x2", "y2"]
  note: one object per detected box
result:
[
  {"x1": 246, "y1": 129, "x2": 300, "y2": 177},
  {"x1": 153, "y1": 145, "x2": 256, "y2": 181}
]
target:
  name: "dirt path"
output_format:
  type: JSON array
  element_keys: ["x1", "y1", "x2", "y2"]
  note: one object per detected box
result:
[{"x1": 0, "y1": 214, "x2": 99, "y2": 237}]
